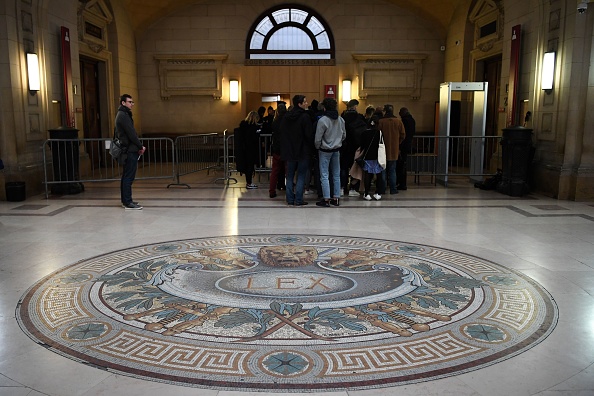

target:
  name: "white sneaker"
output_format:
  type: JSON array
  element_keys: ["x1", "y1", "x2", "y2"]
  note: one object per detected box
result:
[
  {"x1": 246, "y1": 183, "x2": 258, "y2": 189},
  {"x1": 304, "y1": 190, "x2": 313, "y2": 195},
  {"x1": 348, "y1": 190, "x2": 360, "y2": 197},
  {"x1": 373, "y1": 193, "x2": 382, "y2": 201},
  {"x1": 363, "y1": 194, "x2": 372, "y2": 201}
]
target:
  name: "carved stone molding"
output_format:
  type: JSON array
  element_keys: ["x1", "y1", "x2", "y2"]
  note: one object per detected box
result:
[
  {"x1": 77, "y1": 0, "x2": 112, "y2": 53},
  {"x1": 154, "y1": 54, "x2": 228, "y2": 100},
  {"x1": 479, "y1": 39, "x2": 497, "y2": 52},
  {"x1": 352, "y1": 54, "x2": 427, "y2": 100}
]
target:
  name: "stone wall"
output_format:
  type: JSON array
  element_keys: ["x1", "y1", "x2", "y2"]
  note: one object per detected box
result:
[{"x1": 136, "y1": 0, "x2": 445, "y2": 136}]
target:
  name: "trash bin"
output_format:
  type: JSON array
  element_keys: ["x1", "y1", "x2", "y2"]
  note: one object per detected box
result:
[
  {"x1": 497, "y1": 126, "x2": 534, "y2": 197},
  {"x1": 5, "y1": 181, "x2": 26, "y2": 202},
  {"x1": 48, "y1": 126, "x2": 84, "y2": 194}
]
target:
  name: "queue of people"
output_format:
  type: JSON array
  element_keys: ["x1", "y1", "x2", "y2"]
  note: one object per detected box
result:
[{"x1": 235, "y1": 94, "x2": 415, "y2": 206}]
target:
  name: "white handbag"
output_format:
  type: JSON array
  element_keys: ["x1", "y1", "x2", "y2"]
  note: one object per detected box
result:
[{"x1": 377, "y1": 131, "x2": 387, "y2": 169}]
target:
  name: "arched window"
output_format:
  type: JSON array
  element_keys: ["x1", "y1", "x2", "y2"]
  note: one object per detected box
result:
[{"x1": 246, "y1": 4, "x2": 335, "y2": 65}]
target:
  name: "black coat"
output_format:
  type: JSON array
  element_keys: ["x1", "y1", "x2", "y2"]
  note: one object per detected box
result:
[
  {"x1": 115, "y1": 105, "x2": 143, "y2": 153},
  {"x1": 235, "y1": 120, "x2": 260, "y2": 174},
  {"x1": 279, "y1": 107, "x2": 313, "y2": 162},
  {"x1": 360, "y1": 127, "x2": 381, "y2": 160},
  {"x1": 271, "y1": 112, "x2": 286, "y2": 155},
  {"x1": 340, "y1": 110, "x2": 366, "y2": 167},
  {"x1": 400, "y1": 113, "x2": 416, "y2": 154}
]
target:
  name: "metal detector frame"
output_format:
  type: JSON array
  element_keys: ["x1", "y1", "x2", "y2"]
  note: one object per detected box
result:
[{"x1": 437, "y1": 82, "x2": 488, "y2": 186}]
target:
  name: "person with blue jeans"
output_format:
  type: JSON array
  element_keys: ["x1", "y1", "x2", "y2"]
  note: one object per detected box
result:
[
  {"x1": 314, "y1": 98, "x2": 346, "y2": 207},
  {"x1": 280, "y1": 95, "x2": 314, "y2": 206},
  {"x1": 115, "y1": 94, "x2": 145, "y2": 210}
]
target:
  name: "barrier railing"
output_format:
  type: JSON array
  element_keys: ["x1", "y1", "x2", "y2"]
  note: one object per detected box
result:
[
  {"x1": 41, "y1": 132, "x2": 502, "y2": 197},
  {"x1": 255, "y1": 133, "x2": 272, "y2": 180},
  {"x1": 408, "y1": 135, "x2": 502, "y2": 184},
  {"x1": 42, "y1": 137, "x2": 175, "y2": 198},
  {"x1": 168, "y1": 132, "x2": 223, "y2": 188},
  {"x1": 215, "y1": 130, "x2": 237, "y2": 184}
]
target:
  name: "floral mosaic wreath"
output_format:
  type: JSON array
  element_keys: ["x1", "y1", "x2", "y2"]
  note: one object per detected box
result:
[{"x1": 17, "y1": 235, "x2": 558, "y2": 392}]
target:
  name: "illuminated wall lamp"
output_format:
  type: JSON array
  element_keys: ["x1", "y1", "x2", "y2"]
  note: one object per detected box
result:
[
  {"x1": 541, "y1": 51, "x2": 555, "y2": 93},
  {"x1": 229, "y1": 79, "x2": 239, "y2": 103},
  {"x1": 342, "y1": 79, "x2": 352, "y2": 102},
  {"x1": 27, "y1": 53, "x2": 41, "y2": 92}
]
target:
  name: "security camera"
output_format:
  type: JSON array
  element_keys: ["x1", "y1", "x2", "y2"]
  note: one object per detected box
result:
[{"x1": 577, "y1": 1, "x2": 587, "y2": 13}]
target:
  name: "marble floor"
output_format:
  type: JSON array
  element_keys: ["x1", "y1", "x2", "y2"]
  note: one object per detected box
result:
[{"x1": 1, "y1": 174, "x2": 593, "y2": 396}]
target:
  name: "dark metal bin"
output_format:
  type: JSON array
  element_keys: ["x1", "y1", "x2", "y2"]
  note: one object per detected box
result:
[{"x1": 497, "y1": 126, "x2": 534, "y2": 197}]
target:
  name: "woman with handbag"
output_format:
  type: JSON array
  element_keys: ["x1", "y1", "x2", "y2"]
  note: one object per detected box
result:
[{"x1": 358, "y1": 116, "x2": 385, "y2": 201}]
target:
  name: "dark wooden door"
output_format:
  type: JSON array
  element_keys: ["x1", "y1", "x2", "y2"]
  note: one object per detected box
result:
[
  {"x1": 80, "y1": 57, "x2": 103, "y2": 167},
  {"x1": 483, "y1": 56, "x2": 502, "y2": 165}
]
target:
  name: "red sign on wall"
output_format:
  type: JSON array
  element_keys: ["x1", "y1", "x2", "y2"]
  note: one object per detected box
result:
[
  {"x1": 61, "y1": 26, "x2": 74, "y2": 128},
  {"x1": 324, "y1": 85, "x2": 336, "y2": 99},
  {"x1": 507, "y1": 24, "x2": 521, "y2": 127}
]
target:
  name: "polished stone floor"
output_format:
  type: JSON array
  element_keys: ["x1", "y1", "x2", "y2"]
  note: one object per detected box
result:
[{"x1": 1, "y1": 174, "x2": 594, "y2": 395}]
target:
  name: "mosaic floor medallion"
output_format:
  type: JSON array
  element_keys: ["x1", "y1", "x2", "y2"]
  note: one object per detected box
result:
[{"x1": 17, "y1": 235, "x2": 558, "y2": 392}]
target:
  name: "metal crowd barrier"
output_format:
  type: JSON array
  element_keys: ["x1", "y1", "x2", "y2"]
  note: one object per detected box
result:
[
  {"x1": 215, "y1": 129, "x2": 237, "y2": 184},
  {"x1": 168, "y1": 132, "x2": 223, "y2": 188},
  {"x1": 408, "y1": 135, "x2": 502, "y2": 184},
  {"x1": 217, "y1": 131, "x2": 272, "y2": 184},
  {"x1": 42, "y1": 137, "x2": 175, "y2": 198},
  {"x1": 255, "y1": 133, "x2": 272, "y2": 180},
  {"x1": 42, "y1": 132, "x2": 502, "y2": 197}
]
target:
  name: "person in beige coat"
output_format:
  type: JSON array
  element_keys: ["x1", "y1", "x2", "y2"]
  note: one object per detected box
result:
[{"x1": 378, "y1": 104, "x2": 406, "y2": 194}]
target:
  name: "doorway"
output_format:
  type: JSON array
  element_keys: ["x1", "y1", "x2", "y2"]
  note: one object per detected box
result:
[
  {"x1": 80, "y1": 56, "x2": 103, "y2": 167},
  {"x1": 476, "y1": 55, "x2": 502, "y2": 170}
]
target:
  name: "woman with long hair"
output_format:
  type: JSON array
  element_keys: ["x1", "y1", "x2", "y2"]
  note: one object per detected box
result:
[
  {"x1": 235, "y1": 111, "x2": 260, "y2": 189},
  {"x1": 359, "y1": 116, "x2": 385, "y2": 200}
]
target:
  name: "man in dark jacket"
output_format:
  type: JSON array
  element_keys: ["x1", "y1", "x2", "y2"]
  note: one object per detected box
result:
[
  {"x1": 398, "y1": 107, "x2": 416, "y2": 190},
  {"x1": 280, "y1": 95, "x2": 313, "y2": 206},
  {"x1": 115, "y1": 94, "x2": 145, "y2": 210}
]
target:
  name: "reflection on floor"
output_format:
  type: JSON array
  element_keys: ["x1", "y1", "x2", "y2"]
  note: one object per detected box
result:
[{"x1": 1, "y1": 175, "x2": 593, "y2": 396}]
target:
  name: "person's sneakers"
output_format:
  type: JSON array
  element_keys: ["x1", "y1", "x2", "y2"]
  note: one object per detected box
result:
[
  {"x1": 295, "y1": 202, "x2": 308, "y2": 206},
  {"x1": 269, "y1": 192, "x2": 277, "y2": 198},
  {"x1": 124, "y1": 203, "x2": 143, "y2": 210},
  {"x1": 348, "y1": 190, "x2": 360, "y2": 197},
  {"x1": 390, "y1": 190, "x2": 399, "y2": 195},
  {"x1": 399, "y1": 186, "x2": 408, "y2": 191},
  {"x1": 122, "y1": 201, "x2": 140, "y2": 208},
  {"x1": 246, "y1": 183, "x2": 258, "y2": 189},
  {"x1": 373, "y1": 193, "x2": 382, "y2": 201},
  {"x1": 330, "y1": 198, "x2": 339, "y2": 207},
  {"x1": 304, "y1": 190, "x2": 314, "y2": 195},
  {"x1": 363, "y1": 194, "x2": 372, "y2": 201},
  {"x1": 316, "y1": 200, "x2": 330, "y2": 207}
]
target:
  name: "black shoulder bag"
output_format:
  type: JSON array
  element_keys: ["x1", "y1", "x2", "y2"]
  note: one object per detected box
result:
[{"x1": 109, "y1": 128, "x2": 126, "y2": 159}]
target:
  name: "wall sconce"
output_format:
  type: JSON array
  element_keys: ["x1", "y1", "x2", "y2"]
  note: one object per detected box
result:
[
  {"x1": 229, "y1": 79, "x2": 239, "y2": 103},
  {"x1": 541, "y1": 51, "x2": 555, "y2": 92},
  {"x1": 26, "y1": 53, "x2": 41, "y2": 92},
  {"x1": 342, "y1": 79, "x2": 351, "y2": 102}
]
